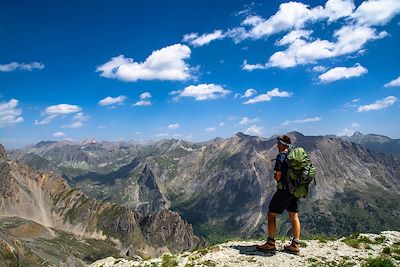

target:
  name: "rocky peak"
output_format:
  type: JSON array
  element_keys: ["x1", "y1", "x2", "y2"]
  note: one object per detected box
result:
[
  {"x1": 235, "y1": 132, "x2": 249, "y2": 139},
  {"x1": 137, "y1": 165, "x2": 166, "y2": 216},
  {"x1": 0, "y1": 144, "x2": 6, "y2": 159},
  {"x1": 89, "y1": 231, "x2": 400, "y2": 267},
  {"x1": 352, "y1": 130, "x2": 364, "y2": 137}
]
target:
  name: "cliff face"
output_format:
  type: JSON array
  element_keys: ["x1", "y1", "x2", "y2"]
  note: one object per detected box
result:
[{"x1": 0, "y1": 143, "x2": 202, "y2": 264}]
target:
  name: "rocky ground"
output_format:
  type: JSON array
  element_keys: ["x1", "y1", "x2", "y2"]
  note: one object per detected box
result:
[{"x1": 89, "y1": 231, "x2": 400, "y2": 267}]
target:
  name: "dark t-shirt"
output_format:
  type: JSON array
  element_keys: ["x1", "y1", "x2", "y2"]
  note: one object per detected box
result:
[{"x1": 274, "y1": 152, "x2": 289, "y2": 189}]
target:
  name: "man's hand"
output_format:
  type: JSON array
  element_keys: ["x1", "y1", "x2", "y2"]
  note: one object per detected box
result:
[{"x1": 274, "y1": 171, "x2": 281, "y2": 182}]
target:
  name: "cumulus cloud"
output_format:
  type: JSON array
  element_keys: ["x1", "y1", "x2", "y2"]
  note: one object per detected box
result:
[
  {"x1": 282, "y1": 117, "x2": 322, "y2": 126},
  {"x1": 384, "y1": 76, "x2": 400, "y2": 87},
  {"x1": 337, "y1": 122, "x2": 360, "y2": 136},
  {"x1": 0, "y1": 99, "x2": 24, "y2": 127},
  {"x1": 312, "y1": 65, "x2": 327, "y2": 72},
  {"x1": 235, "y1": 88, "x2": 257, "y2": 98},
  {"x1": 267, "y1": 25, "x2": 387, "y2": 68},
  {"x1": 170, "y1": 84, "x2": 230, "y2": 101},
  {"x1": 240, "y1": 117, "x2": 260, "y2": 125},
  {"x1": 244, "y1": 125, "x2": 263, "y2": 136},
  {"x1": 139, "y1": 92, "x2": 152, "y2": 99},
  {"x1": 133, "y1": 91, "x2": 153, "y2": 106},
  {"x1": 275, "y1": 30, "x2": 313, "y2": 46},
  {"x1": 358, "y1": 96, "x2": 397, "y2": 112},
  {"x1": 99, "y1": 96, "x2": 127, "y2": 106},
  {"x1": 133, "y1": 100, "x2": 151, "y2": 106},
  {"x1": 35, "y1": 104, "x2": 81, "y2": 125},
  {"x1": 353, "y1": 0, "x2": 400, "y2": 26},
  {"x1": 318, "y1": 63, "x2": 368, "y2": 83},
  {"x1": 168, "y1": 123, "x2": 180, "y2": 129},
  {"x1": 241, "y1": 60, "x2": 266, "y2": 71},
  {"x1": 233, "y1": 0, "x2": 354, "y2": 41},
  {"x1": 62, "y1": 112, "x2": 89, "y2": 128},
  {"x1": 243, "y1": 88, "x2": 292, "y2": 104},
  {"x1": 183, "y1": 30, "x2": 224, "y2": 47},
  {"x1": 52, "y1": 132, "x2": 66, "y2": 138},
  {"x1": 96, "y1": 44, "x2": 193, "y2": 82},
  {"x1": 0, "y1": 62, "x2": 45, "y2": 72}
]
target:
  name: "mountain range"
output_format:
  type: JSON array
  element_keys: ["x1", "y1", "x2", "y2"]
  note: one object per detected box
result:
[
  {"x1": 7, "y1": 131, "x2": 400, "y2": 245},
  {"x1": 0, "y1": 144, "x2": 202, "y2": 265}
]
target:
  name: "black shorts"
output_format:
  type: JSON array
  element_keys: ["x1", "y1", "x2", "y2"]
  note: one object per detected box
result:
[{"x1": 268, "y1": 189, "x2": 299, "y2": 214}]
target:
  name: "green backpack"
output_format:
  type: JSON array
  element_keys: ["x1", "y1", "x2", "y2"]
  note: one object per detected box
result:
[{"x1": 286, "y1": 147, "x2": 316, "y2": 198}]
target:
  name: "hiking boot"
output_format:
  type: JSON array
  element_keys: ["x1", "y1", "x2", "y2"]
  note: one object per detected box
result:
[
  {"x1": 284, "y1": 238, "x2": 300, "y2": 255},
  {"x1": 256, "y1": 237, "x2": 276, "y2": 253}
]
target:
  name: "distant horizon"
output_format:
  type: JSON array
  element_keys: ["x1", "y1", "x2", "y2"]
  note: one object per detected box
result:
[
  {"x1": 1, "y1": 1, "x2": 400, "y2": 149},
  {"x1": 3, "y1": 129, "x2": 398, "y2": 150}
]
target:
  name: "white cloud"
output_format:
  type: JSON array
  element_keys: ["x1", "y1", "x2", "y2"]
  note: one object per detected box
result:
[
  {"x1": 243, "y1": 88, "x2": 292, "y2": 104},
  {"x1": 337, "y1": 121, "x2": 360, "y2": 136},
  {"x1": 205, "y1": 127, "x2": 216, "y2": 132},
  {"x1": 235, "y1": 1, "x2": 354, "y2": 41},
  {"x1": 358, "y1": 96, "x2": 397, "y2": 112},
  {"x1": 337, "y1": 127, "x2": 356, "y2": 136},
  {"x1": 384, "y1": 76, "x2": 400, "y2": 87},
  {"x1": 171, "y1": 84, "x2": 230, "y2": 101},
  {"x1": 242, "y1": 89, "x2": 257, "y2": 98},
  {"x1": 52, "y1": 132, "x2": 66, "y2": 138},
  {"x1": 156, "y1": 133, "x2": 169, "y2": 137},
  {"x1": 312, "y1": 65, "x2": 327, "y2": 72},
  {"x1": 324, "y1": 0, "x2": 356, "y2": 22},
  {"x1": 133, "y1": 92, "x2": 153, "y2": 106},
  {"x1": 35, "y1": 104, "x2": 81, "y2": 125},
  {"x1": 62, "y1": 112, "x2": 89, "y2": 128},
  {"x1": 318, "y1": 63, "x2": 368, "y2": 83},
  {"x1": 45, "y1": 104, "x2": 81, "y2": 115},
  {"x1": 240, "y1": 117, "x2": 260, "y2": 125},
  {"x1": 235, "y1": 88, "x2": 257, "y2": 98},
  {"x1": 241, "y1": 60, "x2": 266, "y2": 71},
  {"x1": 168, "y1": 123, "x2": 180, "y2": 129},
  {"x1": 245, "y1": 2, "x2": 323, "y2": 39},
  {"x1": 183, "y1": 30, "x2": 224, "y2": 47},
  {"x1": 219, "y1": 122, "x2": 225, "y2": 127},
  {"x1": 139, "y1": 92, "x2": 152, "y2": 99},
  {"x1": 0, "y1": 62, "x2": 45, "y2": 72},
  {"x1": 96, "y1": 44, "x2": 193, "y2": 82},
  {"x1": 62, "y1": 121, "x2": 83, "y2": 129},
  {"x1": 267, "y1": 25, "x2": 386, "y2": 68},
  {"x1": 99, "y1": 96, "x2": 127, "y2": 106},
  {"x1": 0, "y1": 99, "x2": 24, "y2": 127},
  {"x1": 275, "y1": 29, "x2": 313, "y2": 46},
  {"x1": 73, "y1": 112, "x2": 89, "y2": 122},
  {"x1": 133, "y1": 100, "x2": 151, "y2": 106},
  {"x1": 282, "y1": 117, "x2": 322, "y2": 126},
  {"x1": 353, "y1": 0, "x2": 400, "y2": 26},
  {"x1": 244, "y1": 125, "x2": 263, "y2": 136}
]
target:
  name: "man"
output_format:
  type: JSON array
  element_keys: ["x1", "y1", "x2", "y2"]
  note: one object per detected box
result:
[{"x1": 256, "y1": 135, "x2": 301, "y2": 255}]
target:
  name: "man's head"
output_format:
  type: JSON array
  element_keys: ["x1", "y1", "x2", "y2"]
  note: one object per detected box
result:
[{"x1": 277, "y1": 135, "x2": 291, "y2": 152}]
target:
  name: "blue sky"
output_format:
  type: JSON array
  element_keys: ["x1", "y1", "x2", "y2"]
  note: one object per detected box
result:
[{"x1": 1, "y1": 0, "x2": 400, "y2": 148}]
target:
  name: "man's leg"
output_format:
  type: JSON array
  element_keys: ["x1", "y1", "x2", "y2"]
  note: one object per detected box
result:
[
  {"x1": 288, "y1": 212, "x2": 300, "y2": 239},
  {"x1": 283, "y1": 212, "x2": 301, "y2": 254},
  {"x1": 268, "y1": 212, "x2": 278, "y2": 239}
]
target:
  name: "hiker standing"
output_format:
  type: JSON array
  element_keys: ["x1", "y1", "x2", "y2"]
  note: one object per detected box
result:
[{"x1": 256, "y1": 135, "x2": 302, "y2": 255}]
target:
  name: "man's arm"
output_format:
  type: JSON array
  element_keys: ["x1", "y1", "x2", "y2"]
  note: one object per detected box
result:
[{"x1": 274, "y1": 171, "x2": 281, "y2": 182}]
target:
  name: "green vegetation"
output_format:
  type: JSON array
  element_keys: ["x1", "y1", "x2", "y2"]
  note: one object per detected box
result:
[
  {"x1": 361, "y1": 256, "x2": 395, "y2": 267},
  {"x1": 161, "y1": 254, "x2": 178, "y2": 267}
]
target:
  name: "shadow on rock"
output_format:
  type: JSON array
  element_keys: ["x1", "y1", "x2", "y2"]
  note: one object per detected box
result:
[{"x1": 229, "y1": 245, "x2": 275, "y2": 257}]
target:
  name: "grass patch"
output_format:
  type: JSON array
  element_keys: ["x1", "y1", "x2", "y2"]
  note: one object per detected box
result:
[
  {"x1": 362, "y1": 256, "x2": 395, "y2": 267},
  {"x1": 161, "y1": 254, "x2": 177, "y2": 267},
  {"x1": 343, "y1": 233, "x2": 375, "y2": 249}
]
